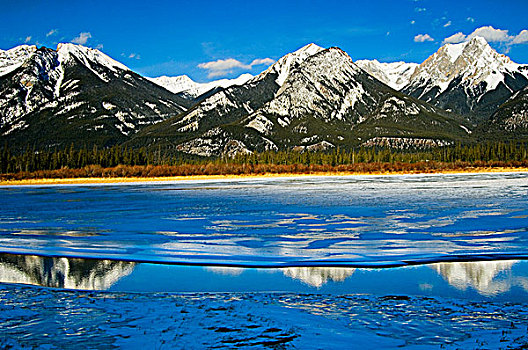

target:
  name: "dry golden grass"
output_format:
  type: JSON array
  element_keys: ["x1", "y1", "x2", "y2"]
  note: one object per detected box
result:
[{"x1": 2, "y1": 166, "x2": 527, "y2": 186}]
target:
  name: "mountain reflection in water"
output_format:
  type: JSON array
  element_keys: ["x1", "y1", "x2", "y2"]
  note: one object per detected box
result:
[
  {"x1": 281, "y1": 267, "x2": 356, "y2": 287},
  {"x1": 0, "y1": 254, "x2": 135, "y2": 290},
  {"x1": 1, "y1": 253, "x2": 527, "y2": 296},
  {"x1": 205, "y1": 265, "x2": 356, "y2": 287},
  {"x1": 433, "y1": 260, "x2": 528, "y2": 296}
]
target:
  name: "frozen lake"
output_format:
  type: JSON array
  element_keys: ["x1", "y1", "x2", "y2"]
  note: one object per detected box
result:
[
  {"x1": 1, "y1": 173, "x2": 528, "y2": 266},
  {"x1": 1, "y1": 173, "x2": 528, "y2": 348}
]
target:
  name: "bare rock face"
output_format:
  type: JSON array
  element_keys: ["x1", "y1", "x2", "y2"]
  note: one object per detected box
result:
[
  {"x1": 0, "y1": 43, "x2": 188, "y2": 149},
  {"x1": 402, "y1": 37, "x2": 528, "y2": 120},
  {"x1": 134, "y1": 45, "x2": 470, "y2": 157},
  {"x1": 484, "y1": 86, "x2": 528, "y2": 134},
  {"x1": 8, "y1": 39, "x2": 524, "y2": 155}
]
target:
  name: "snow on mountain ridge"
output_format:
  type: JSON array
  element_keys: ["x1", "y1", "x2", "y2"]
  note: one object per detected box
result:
[
  {"x1": 149, "y1": 44, "x2": 324, "y2": 100},
  {"x1": 0, "y1": 45, "x2": 37, "y2": 77},
  {"x1": 255, "y1": 43, "x2": 324, "y2": 87},
  {"x1": 0, "y1": 42, "x2": 188, "y2": 146},
  {"x1": 408, "y1": 36, "x2": 525, "y2": 96},
  {"x1": 164, "y1": 44, "x2": 326, "y2": 138},
  {"x1": 399, "y1": 36, "x2": 528, "y2": 118},
  {"x1": 253, "y1": 47, "x2": 367, "y2": 122},
  {"x1": 356, "y1": 59, "x2": 419, "y2": 90},
  {"x1": 0, "y1": 43, "x2": 131, "y2": 83},
  {"x1": 57, "y1": 43, "x2": 129, "y2": 74},
  {"x1": 149, "y1": 73, "x2": 253, "y2": 98}
]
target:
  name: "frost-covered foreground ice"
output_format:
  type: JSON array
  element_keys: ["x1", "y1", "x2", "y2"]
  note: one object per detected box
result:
[
  {"x1": 1, "y1": 173, "x2": 528, "y2": 348},
  {"x1": 1, "y1": 283, "x2": 528, "y2": 349}
]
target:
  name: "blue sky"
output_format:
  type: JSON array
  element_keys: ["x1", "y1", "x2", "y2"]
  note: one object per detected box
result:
[{"x1": 1, "y1": 0, "x2": 527, "y2": 82}]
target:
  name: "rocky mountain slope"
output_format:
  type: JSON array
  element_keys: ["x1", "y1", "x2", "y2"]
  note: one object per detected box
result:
[
  {"x1": 2, "y1": 39, "x2": 527, "y2": 155},
  {"x1": 130, "y1": 43, "x2": 325, "y2": 155},
  {"x1": 401, "y1": 37, "x2": 528, "y2": 121},
  {"x1": 0, "y1": 44, "x2": 188, "y2": 149},
  {"x1": 131, "y1": 45, "x2": 471, "y2": 156},
  {"x1": 484, "y1": 85, "x2": 528, "y2": 135}
]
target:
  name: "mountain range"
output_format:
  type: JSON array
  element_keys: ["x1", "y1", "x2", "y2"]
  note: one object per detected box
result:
[{"x1": 1, "y1": 38, "x2": 527, "y2": 156}]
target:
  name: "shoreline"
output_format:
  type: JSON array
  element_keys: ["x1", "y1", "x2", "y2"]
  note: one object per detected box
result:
[{"x1": 1, "y1": 166, "x2": 527, "y2": 186}]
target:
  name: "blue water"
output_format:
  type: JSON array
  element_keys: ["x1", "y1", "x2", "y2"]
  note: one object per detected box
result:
[
  {"x1": 2, "y1": 173, "x2": 528, "y2": 349},
  {"x1": 1, "y1": 173, "x2": 527, "y2": 266}
]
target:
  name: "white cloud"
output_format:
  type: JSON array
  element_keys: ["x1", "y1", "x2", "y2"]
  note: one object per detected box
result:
[
  {"x1": 199, "y1": 58, "x2": 249, "y2": 70},
  {"x1": 198, "y1": 57, "x2": 275, "y2": 78},
  {"x1": 415, "y1": 7, "x2": 426, "y2": 12},
  {"x1": 250, "y1": 58, "x2": 275, "y2": 66},
  {"x1": 128, "y1": 53, "x2": 140, "y2": 60},
  {"x1": 46, "y1": 29, "x2": 58, "y2": 37},
  {"x1": 95, "y1": 44, "x2": 104, "y2": 50},
  {"x1": 71, "y1": 32, "x2": 92, "y2": 45},
  {"x1": 467, "y1": 17, "x2": 475, "y2": 23},
  {"x1": 441, "y1": 26, "x2": 528, "y2": 47},
  {"x1": 24, "y1": 36, "x2": 31, "y2": 43},
  {"x1": 443, "y1": 21, "x2": 452, "y2": 28},
  {"x1": 467, "y1": 26, "x2": 510, "y2": 42},
  {"x1": 414, "y1": 34, "x2": 434, "y2": 42},
  {"x1": 512, "y1": 30, "x2": 528, "y2": 44},
  {"x1": 410, "y1": 20, "x2": 416, "y2": 25},
  {"x1": 443, "y1": 32, "x2": 467, "y2": 44}
]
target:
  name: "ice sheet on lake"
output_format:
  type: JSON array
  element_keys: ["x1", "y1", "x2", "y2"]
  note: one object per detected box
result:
[{"x1": 1, "y1": 173, "x2": 527, "y2": 266}]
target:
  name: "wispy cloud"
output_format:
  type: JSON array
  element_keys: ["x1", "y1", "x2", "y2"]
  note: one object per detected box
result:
[
  {"x1": 198, "y1": 57, "x2": 274, "y2": 78},
  {"x1": 121, "y1": 52, "x2": 141, "y2": 60},
  {"x1": 442, "y1": 26, "x2": 528, "y2": 46},
  {"x1": 467, "y1": 17, "x2": 475, "y2": 23},
  {"x1": 414, "y1": 33, "x2": 434, "y2": 42},
  {"x1": 46, "y1": 29, "x2": 58, "y2": 37},
  {"x1": 250, "y1": 58, "x2": 275, "y2": 66},
  {"x1": 443, "y1": 21, "x2": 452, "y2": 28},
  {"x1": 415, "y1": 7, "x2": 426, "y2": 12},
  {"x1": 71, "y1": 32, "x2": 92, "y2": 45},
  {"x1": 512, "y1": 30, "x2": 528, "y2": 44},
  {"x1": 410, "y1": 20, "x2": 416, "y2": 25},
  {"x1": 24, "y1": 36, "x2": 31, "y2": 43}
]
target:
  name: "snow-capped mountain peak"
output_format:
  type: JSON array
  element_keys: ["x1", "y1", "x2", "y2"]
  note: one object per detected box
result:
[
  {"x1": 149, "y1": 75, "x2": 196, "y2": 95},
  {"x1": 0, "y1": 45, "x2": 38, "y2": 77},
  {"x1": 149, "y1": 73, "x2": 253, "y2": 98},
  {"x1": 409, "y1": 36, "x2": 523, "y2": 94},
  {"x1": 57, "y1": 43, "x2": 129, "y2": 73},
  {"x1": 150, "y1": 44, "x2": 325, "y2": 100},
  {"x1": 294, "y1": 42, "x2": 324, "y2": 56},
  {"x1": 356, "y1": 59, "x2": 419, "y2": 90},
  {"x1": 402, "y1": 36, "x2": 528, "y2": 118},
  {"x1": 442, "y1": 36, "x2": 489, "y2": 63},
  {"x1": 161, "y1": 44, "x2": 469, "y2": 158},
  {"x1": 0, "y1": 42, "x2": 187, "y2": 146},
  {"x1": 256, "y1": 43, "x2": 325, "y2": 86}
]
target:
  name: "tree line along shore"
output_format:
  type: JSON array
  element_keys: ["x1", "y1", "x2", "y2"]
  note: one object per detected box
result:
[{"x1": 1, "y1": 141, "x2": 527, "y2": 180}]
